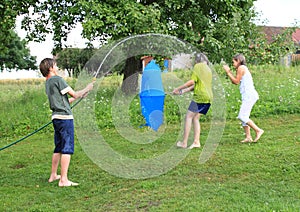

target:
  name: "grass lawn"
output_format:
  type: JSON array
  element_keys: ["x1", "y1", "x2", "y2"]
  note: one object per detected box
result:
[
  {"x1": 1, "y1": 114, "x2": 299, "y2": 211},
  {"x1": 0, "y1": 66, "x2": 299, "y2": 211}
]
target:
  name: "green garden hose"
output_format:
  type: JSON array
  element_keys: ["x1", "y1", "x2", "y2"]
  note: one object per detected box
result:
[{"x1": 0, "y1": 97, "x2": 83, "y2": 151}]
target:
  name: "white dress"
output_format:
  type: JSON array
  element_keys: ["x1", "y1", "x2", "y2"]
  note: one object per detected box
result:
[
  {"x1": 239, "y1": 65, "x2": 259, "y2": 101},
  {"x1": 238, "y1": 65, "x2": 259, "y2": 125}
]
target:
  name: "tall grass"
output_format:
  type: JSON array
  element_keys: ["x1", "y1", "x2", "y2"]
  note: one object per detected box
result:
[
  {"x1": 93, "y1": 65, "x2": 300, "y2": 130},
  {"x1": 1, "y1": 66, "x2": 299, "y2": 140}
]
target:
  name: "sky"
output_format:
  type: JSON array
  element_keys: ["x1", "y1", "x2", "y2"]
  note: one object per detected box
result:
[
  {"x1": 253, "y1": 0, "x2": 300, "y2": 27},
  {"x1": 1, "y1": 0, "x2": 300, "y2": 79}
]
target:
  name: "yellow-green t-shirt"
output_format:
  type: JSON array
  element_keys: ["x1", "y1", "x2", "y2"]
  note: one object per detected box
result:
[{"x1": 190, "y1": 63, "x2": 213, "y2": 103}]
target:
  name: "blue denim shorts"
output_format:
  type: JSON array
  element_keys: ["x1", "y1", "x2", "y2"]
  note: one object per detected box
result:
[
  {"x1": 52, "y1": 119, "x2": 74, "y2": 154},
  {"x1": 188, "y1": 101, "x2": 211, "y2": 115}
]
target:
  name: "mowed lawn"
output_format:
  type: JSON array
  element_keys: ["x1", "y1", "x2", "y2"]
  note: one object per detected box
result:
[
  {"x1": 0, "y1": 66, "x2": 300, "y2": 211},
  {"x1": 1, "y1": 114, "x2": 299, "y2": 211}
]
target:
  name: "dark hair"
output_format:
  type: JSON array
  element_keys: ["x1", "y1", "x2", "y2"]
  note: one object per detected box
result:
[
  {"x1": 195, "y1": 52, "x2": 209, "y2": 64},
  {"x1": 233, "y1": 53, "x2": 246, "y2": 66},
  {"x1": 39, "y1": 58, "x2": 56, "y2": 77}
]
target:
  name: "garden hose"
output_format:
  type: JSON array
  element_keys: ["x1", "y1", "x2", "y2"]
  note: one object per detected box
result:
[{"x1": 0, "y1": 97, "x2": 83, "y2": 152}]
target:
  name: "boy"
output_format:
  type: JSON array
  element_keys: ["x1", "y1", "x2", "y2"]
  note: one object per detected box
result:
[
  {"x1": 172, "y1": 53, "x2": 213, "y2": 149},
  {"x1": 39, "y1": 58, "x2": 94, "y2": 187}
]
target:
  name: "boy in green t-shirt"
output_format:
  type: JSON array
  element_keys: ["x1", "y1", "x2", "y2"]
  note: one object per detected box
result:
[
  {"x1": 172, "y1": 53, "x2": 212, "y2": 149},
  {"x1": 40, "y1": 58, "x2": 94, "y2": 187}
]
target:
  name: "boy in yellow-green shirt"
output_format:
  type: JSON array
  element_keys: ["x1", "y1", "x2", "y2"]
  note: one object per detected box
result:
[{"x1": 172, "y1": 53, "x2": 212, "y2": 149}]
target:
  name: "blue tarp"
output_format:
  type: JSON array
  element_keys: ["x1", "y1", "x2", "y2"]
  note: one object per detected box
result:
[
  {"x1": 139, "y1": 60, "x2": 165, "y2": 131},
  {"x1": 163, "y1": 59, "x2": 169, "y2": 72}
]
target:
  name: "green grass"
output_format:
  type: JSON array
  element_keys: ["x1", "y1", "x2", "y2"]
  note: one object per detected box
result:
[
  {"x1": 1, "y1": 115, "x2": 299, "y2": 211},
  {"x1": 0, "y1": 66, "x2": 300, "y2": 211}
]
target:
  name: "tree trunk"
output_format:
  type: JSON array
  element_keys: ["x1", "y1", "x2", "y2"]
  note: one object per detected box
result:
[{"x1": 121, "y1": 56, "x2": 142, "y2": 95}]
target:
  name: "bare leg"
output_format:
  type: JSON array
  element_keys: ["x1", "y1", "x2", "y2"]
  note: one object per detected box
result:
[
  {"x1": 177, "y1": 111, "x2": 195, "y2": 148},
  {"x1": 188, "y1": 113, "x2": 201, "y2": 149},
  {"x1": 243, "y1": 125, "x2": 251, "y2": 138},
  {"x1": 48, "y1": 153, "x2": 61, "y2": 182},
  {"x1": 192, "y1": 113, "x2": 201, "y2": 145},
  {"x1": 247, "y1": 119, "x2": 264, "y2": 142},
  {"x1": 240, "y1": 125, "x2": 253, "y2": 143},
  {"x1": 58, "y1": 154, "x2": 78, "y2": 187}
]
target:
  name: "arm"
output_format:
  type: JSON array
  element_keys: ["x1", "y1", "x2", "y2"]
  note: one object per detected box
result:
[
  {"x1": 68, "y1": 82, "x2": 94, "y2": 103},
  {"x1": 172, "y1": 79, "x2": 195, "y2": 95},
  {"x1": 183, "y1": 84, "x2": 194, "y2": 93},
  {"x1": 223, "y1": 65, "x2": 244, "y2": 85}
]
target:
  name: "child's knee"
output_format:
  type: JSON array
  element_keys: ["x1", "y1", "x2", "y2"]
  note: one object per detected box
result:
[
  {"x1": 241, "y1": 121, "x2": 248, "y2": 126},
  {"x1": 238, "y1": 115, "x2": 249, "y2": 126}
]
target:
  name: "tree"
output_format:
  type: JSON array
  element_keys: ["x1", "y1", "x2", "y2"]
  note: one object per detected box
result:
[
  {"x1": 22, "y1": 0, "x2": 265, "y2": 91},
  {"x1": 56, "y1": 47, "x2": 96, "y2": 77},
  {"x1": 0, "y1": 0, "x2": 38, "y2": 68},
  {"x1": 0, "y1": 30, "x2": 36, "y2": 71},
  {"x1": 254, "y1": 26, "x2": 296, "y2": 65}
]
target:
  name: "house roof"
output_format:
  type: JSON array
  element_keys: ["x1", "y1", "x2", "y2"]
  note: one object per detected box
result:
[
  {"x1": 292, "y1": 29, "x2": 300, "y2": 44},
  {"x1": 260, "y1": 26, "x2": 300, "y2": 45}
]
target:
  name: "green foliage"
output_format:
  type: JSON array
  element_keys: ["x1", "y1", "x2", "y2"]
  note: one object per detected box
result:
[
  {"x1": 0, "y1": 30, "x2": 37, "y2": 71},
  {"x1": 56, "y1": 47, "x2": 97, "y2": 77},
  {"x1": 247, "y1": 27, "x2": 297, "y2": 65},
  {"x1": 20, "y1": 0, "x2": 299, "y2": 72},
  {"x1": 1, "y1": 65, "x2": 299, "y2": 138},
  {"x1": 22, "y1": 1, "x2": 257, "y2": 59},
  {"x1": 0, "y1": 0, "x2": 38, "y2": 69},
  {"x1": 80, "y1": 0, "x2": 166, "y2": 41},
  {"x1": 0, "y1": 79, "x2": 50, "y2": 139},
  {"x1": 0, "y1": 78, "x2": 76, "y2": 139},
  {"x1": 22, "y1": 0, "x2": 83, "y2": 53},
  {"x1": 93, "y1": 65, "x2": 300, "y2": 130}
]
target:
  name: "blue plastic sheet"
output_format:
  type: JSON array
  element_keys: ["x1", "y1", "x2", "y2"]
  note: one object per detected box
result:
[{"x1": 139, "y1": 60, "x2": 165, "y2": 131}]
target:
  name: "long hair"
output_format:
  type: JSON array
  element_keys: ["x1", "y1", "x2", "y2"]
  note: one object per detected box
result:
[{"x1": 233, "y1": 53, "x2": 246, "y2": 66}]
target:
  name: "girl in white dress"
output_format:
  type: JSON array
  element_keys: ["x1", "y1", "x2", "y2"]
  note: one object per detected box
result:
[{"x1": 223, "y1": 54, "x2": 264, "y2": 143}]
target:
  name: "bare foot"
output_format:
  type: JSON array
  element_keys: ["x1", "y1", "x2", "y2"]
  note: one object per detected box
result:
[
  {"x1": 59, "y1": 180, "x2": 79, "y2": 187},
  {"x1": 176, "y1": 141, "x2": 187, "y2": 148},
  {"x1": 48, "y1": 175, "x2": 61, "y2": 183},
  {"x1": 188, "y1": 143, "x2": 201, "y2": 149},
  {"x1": 253, "y1": 129, "x2": 264, "y2": 143},
  {"x1": 240, "y1": 137, "x2": 253, "y2": 143}
]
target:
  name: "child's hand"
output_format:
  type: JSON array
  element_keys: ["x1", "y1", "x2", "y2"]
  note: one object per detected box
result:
[
  {"x1": 172, "y1": 88, "x2": 181, "y2": 95},
  {"x1": 223, "y1": 65, "x2": 231, "y2": 73},
  {"x1": 87, "y1": 82, "x2": 94, "y2": 91}
]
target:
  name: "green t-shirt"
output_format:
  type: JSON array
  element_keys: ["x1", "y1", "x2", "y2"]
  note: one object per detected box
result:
[
  {"x1": 190, "y1": 63, "x2": 213, "y2": 103},
  {"x1": 46, "y1": 76, "x2": 73, "y2": 117}
]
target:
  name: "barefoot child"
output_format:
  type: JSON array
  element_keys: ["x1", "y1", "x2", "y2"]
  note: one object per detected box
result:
[
  {"x1": 39, "y1": 58, "x2": 94, "y2": 187},
  {"x1": 172, "y1": 53, "x2": 213, "y2": 149},
  {"x1": 223, "y1": 53, "x2": 264, "y2": 143}
]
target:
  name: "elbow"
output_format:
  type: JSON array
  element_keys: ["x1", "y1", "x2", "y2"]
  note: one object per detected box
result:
[{"x1": 187, "y1": 81, "x2": 195, "y2": 87}]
